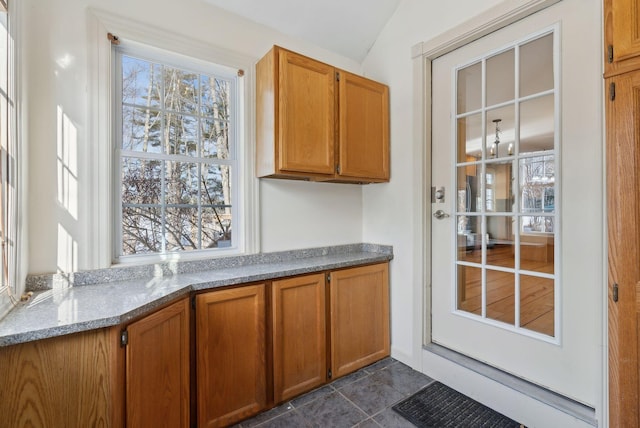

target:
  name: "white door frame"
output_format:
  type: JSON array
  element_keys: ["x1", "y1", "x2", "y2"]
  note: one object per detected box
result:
[{"x1": 411, "y1": 0, "x2": 607, "y2": 425}]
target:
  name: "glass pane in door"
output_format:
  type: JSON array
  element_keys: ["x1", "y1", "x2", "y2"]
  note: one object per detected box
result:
[
  {"x1": 457, "y1": 62, "x2": 482, "y2": 114},
  {"x1": 487, "y1": 49, "x2": 515, "y2": 106},
  {"x1": 454, "y1": 30, "x2": 557, "y2": 338},
  {"x1": 519, "y1": 275, "x2": 554, "y2": 336},
  {"x1": 486, "y1": 269, "x2": 515, "y2": 325},
  {"x1": 457, "y1": 265, "x2": 482, "y2": 315}
]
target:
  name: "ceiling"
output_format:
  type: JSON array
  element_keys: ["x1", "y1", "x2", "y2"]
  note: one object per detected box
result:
[{"x1": 203, "y1": 0, "x2": 401, "y2": 62}]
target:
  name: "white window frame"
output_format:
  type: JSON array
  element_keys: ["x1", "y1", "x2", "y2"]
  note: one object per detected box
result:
[
  {"x1": 0, "y1": 0, "x2": 20, "y2": 319},
  {"x1": 88, "y1": 10, "x2": 259, "y2": 266},
  {"x1": 114, "y1": 43, "x2": 241, "y2": 262}
]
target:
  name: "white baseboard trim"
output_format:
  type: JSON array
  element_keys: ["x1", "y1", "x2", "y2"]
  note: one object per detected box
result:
[{"x1": 422, "y1": 343, "x2": 597, "y2": 427}]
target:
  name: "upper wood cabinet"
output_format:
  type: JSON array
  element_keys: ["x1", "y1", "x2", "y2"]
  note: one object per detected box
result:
[
  {"x1": 256, "y1": 46, "x2": 390, "y2": 183},
  {"x1": 272, "y1": 273, "x2": 327, "y2": 403},
  {"x1": 329, "y1": 263, "x2": 390, "y2": 378},
  {"x1": 196, "y1": 285, "x2": 267, "y2": 428},
  {"x1": 126, "y1": 298, "x2": 190, "y2": 428},
  {"x1": 604, "y1": 0, "x2": 640, "y2": 76}
]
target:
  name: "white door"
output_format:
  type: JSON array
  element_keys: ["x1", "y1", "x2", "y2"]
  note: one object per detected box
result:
[{"x1": 431, "y1": 0, "x2": 601, "y2": 406}]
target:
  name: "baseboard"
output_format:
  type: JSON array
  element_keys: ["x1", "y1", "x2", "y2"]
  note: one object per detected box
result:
[{"x1": 422, "y1": 343, "x2": 597, "y2": 427}]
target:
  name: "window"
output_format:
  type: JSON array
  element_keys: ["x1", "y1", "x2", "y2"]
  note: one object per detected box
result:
[
  {"x1": 115, "y1": 44, "x2": 241, "y2": 260},
  {"x1": 0, "y1": 0, "x2": 18, "y2": 318}
]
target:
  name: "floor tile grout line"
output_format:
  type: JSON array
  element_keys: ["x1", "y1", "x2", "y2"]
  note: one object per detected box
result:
[
  {"x1": 241, "y1": 358, "x2": 430, "y2": 428},
  {"x1": 335, "y1": 387, "x2": 375, "y2": 423}
]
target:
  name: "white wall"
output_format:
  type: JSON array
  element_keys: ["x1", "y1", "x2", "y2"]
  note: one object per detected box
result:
[
  {"x1": 360, "y1": 0, "x2": 503, "y2": 368},
  {"x1": 21, "y1": 0, "x2": 364, "y2": 274}
]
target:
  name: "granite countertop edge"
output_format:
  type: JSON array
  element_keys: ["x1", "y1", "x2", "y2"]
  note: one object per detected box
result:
[{"x1": 0, "y1": 245, "x2": 392, "y2": 347}]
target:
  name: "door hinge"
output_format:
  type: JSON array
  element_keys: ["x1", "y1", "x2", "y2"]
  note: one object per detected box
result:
[
  {"x1": 327, "y1": 273, "x2": 331, "y2": 282},
  {"x1": 336, "y1": 165, "x2": 341, "y2": 174},
  {"x1": 192, "y1": 295, "x2": 196, "y2": 310},
  {"x1": 609, "y1": 82, "x2": 616, "y2": 101},
  {"x1": 328, "y1": 369, "x2": 332, "y2": 379},
  {"x1": 613, "y1": 283, "x2": 619, "y2": 302},
  {"x1": 607, "y1": 44, "x2": 614, "y2": 63},
  {"x1": 120, "y1": 329, "x2": 129, "y2": 347},
  {"x1": 336, "y1": 71, "x2": 340, "y2": 82}
]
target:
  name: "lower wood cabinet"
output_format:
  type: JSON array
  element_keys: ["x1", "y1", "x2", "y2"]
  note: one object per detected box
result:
[
  {"x1": 196, "y1": 284, "x2": 267, "y2": 428},
  {"x1": 272, "y1": 273, "x2": 327, "y2": 402},
  {"x1": 0, "y1": 262, "x2": 389, "y2": 428},
  {"x1": 125, "y1": 297, "x2": 190, "y2": 428},
  {"x1": 330, "y1": 263, "x2": 390, "y2": 378}
]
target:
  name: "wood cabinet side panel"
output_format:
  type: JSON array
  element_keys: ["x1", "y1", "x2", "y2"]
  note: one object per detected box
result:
[
  {"x1": 196, "y1": 285, "x2": 267, "y2": 428},
  {"x1": 0, "y1": 327, "x2": 123, "y2": 428},
  {"x1": 272, "y1": 274, "x2": 327, "y2": 402},
  {"x1": 126, "y1": 298, "x2": 190, "y2": 428},
  {"x1": 330, "y1": 263, "x2": 390, "y2": 378},
  {"x1": 256, "y1": 47, "x2": 277, "y2": 177},
  {"x1": 338, "y1": 71, "x2": 390, "y2": 181}
]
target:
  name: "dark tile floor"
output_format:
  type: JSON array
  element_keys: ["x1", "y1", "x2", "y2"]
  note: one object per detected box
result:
[{"x1": 235, "y1": 358, "x2": 433, "y2": 428}]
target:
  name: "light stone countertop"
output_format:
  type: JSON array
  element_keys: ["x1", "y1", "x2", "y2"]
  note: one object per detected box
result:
[{"x1": 0, "y1": 244, "x2": 392, "y2": 347}]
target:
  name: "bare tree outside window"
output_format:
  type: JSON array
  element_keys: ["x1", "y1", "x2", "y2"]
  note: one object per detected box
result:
[
  {"x1": 520, "y1": 155, "x2": 555, "y2": 233},
  {"x1": 119, "y1": 54, "x2": 234, "y2": 256}
]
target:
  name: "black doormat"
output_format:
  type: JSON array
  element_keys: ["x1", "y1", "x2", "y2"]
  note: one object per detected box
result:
[{"x1": 392, "y1": 381, "x2": 523, "y2": 428}]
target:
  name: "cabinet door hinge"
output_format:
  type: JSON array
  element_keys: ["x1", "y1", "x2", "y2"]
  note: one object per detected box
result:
[
  {"x1": 120, "y1": 329, "x2": 129, "y2": 347},
  {"x1": 327, "y1": 273, "x2": 331, "y2": 282},
  {"x1": 607, "y1": 44, "x2": 614, "y2": 64},
  {"x1": 609, "y1": 82, "x2": 616, "y2": 101},
  {"x1": 328, "y1": 369, "x2": 333, "y2": 379},
  {"x1": 336, "y1": 165, "x2": 341, "y2": 174},
  {"x1": 192, "y1": 295, "x2": 196, "y2": 310},
  {"x1": 336, "y1": 71, "x2": 340, "y2": 82},
  {"x1": 613, "y1": 283, "x2": 619, "y2": 302}
]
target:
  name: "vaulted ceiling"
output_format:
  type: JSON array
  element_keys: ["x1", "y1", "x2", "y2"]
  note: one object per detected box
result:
[{"x1": 203, "y1": 0, "x2": 402, "y2": 62}]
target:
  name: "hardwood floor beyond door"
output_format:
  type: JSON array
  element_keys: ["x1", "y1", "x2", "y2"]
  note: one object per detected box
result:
[{"x1": 457, "y1": 244, "x2": 554, "y2": 336}]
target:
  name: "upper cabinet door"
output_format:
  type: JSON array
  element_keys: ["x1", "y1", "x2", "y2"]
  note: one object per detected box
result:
[
  {"x1": 278, "y1": 50, "x2": 336, "y2": 175},
  {"x1": 338, "y1": 72, "x2": 390, "y2": 181},
  {"x1": 605, "y1": 0, "x2": 640, "y2": 76}
]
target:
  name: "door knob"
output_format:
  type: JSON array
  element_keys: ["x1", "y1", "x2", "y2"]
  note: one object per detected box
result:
[{"x1": 433, "y1": 210, "x2": 450, "y2": 220}]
